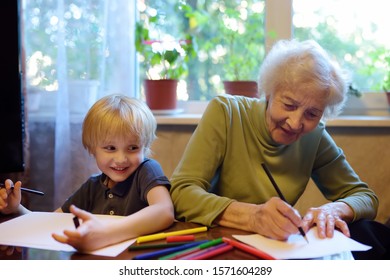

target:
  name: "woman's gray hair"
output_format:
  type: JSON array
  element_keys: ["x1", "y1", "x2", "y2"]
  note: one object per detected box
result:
[{"x1": 258, "y1": 39, "x2": 350, "y2": 119}]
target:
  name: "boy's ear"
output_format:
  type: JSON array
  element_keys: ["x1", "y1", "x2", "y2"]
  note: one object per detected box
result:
[{"x1": 89, "y1": 148, "x2": 96, "y2": 157}]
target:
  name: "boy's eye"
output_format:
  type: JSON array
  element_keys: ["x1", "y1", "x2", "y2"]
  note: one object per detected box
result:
[
  {"x1": 104, "y1": 145, "x2": 116, "y2": 151},
  {"x1": 129, "y1": 145, "x2": 139, "y2": 151}
]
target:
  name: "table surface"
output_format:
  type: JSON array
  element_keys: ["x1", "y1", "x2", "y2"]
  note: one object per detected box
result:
[
  {"x1": 0, "y1": 216, "x2": 264, "y2": 260},
  {"x1": 0, "y1": 215, "x2": 353, "y2": 260}
]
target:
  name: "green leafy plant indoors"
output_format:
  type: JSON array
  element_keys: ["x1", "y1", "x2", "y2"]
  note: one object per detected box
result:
[
  {"x1": 199, "y1": 3, "x2": 266, "y2": 82},
  {"x1": 382, "y1": 53, "x2": 390, "y2": 92},
  {"x1": 221, "y1": 8, "x2": 265, "y2": 81},
  {"x1": 361, "y1": 47, "x2": 390, "y2": 93},
  {"x1": 135, "y1": 5, "x2": 196, "y2": 80}
]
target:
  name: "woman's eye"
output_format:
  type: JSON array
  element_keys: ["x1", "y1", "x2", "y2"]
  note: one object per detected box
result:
[
  {"x1": 306, "y1": 111, "x2": 320, "y2": 119},
  {"x1": 284, "y1": 104, "x2": 296, "y2": 110}
]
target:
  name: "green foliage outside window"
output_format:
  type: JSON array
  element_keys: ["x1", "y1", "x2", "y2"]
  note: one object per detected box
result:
[
  {"x1": 24, "y1": 0, "x2": 103, "y2": 91},
  {"x1": 294, "y1": 12, "x2": 389, "y2": 96},
  {"x1": 135, "y1": 3, "x2": 197, "y2": 80}
]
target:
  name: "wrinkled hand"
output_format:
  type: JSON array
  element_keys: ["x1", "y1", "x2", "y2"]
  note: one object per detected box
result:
[
  {"x1": 302, "y1": 203, "x2": 350, "y2": 239},
  {"x1": 0, "y1": 180, "x2": 22, "y2": 215},
  {"x1": 250, "y1": 197, "x2": 303, "y2": 240},
  {"x1": 52, "y1": 205, "x2": 109, "y2": 252}
]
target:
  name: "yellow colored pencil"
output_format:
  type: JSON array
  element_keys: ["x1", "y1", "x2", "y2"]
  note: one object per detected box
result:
[{"x1": 136, "y1": 226, "x2": 208, "y2": 244}]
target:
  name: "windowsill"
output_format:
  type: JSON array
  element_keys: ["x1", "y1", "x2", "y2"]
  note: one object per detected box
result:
[
  {"x1": 154, "y1": 97, "x2": 390, "y2": 127},
  {"x1": 29, "y1": 108, "x2": 390, "y2": 127},
  {"x1": 154, "y1": 112, "x2": 390, "y2": 127},
  {"x1": 28, "y1": 94, "x2": 390, "y2": 127},
  {"x1": 155, "y1": 113, "x2": 202, "y2": 125}
]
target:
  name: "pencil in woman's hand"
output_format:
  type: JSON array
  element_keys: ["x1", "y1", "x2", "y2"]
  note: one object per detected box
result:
[{"x1": 261, "y1": 163, "x2": 308, "y2": 243}]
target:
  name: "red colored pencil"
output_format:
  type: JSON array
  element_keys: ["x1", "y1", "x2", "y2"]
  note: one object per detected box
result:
[
  {"x1": 222, "y1": 237, "x2": 277, "y2": 260},
  {"x1": 166, "y1": 235, "x2": 195, "y2": 243}
]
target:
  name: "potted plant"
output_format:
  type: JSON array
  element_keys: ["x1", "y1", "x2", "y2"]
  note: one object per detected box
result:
[
  {"x1": 135, "y1": 5, "x2": 196, "y2": 111},
  {"x1": 206, "y1": 4, "x2": 266, "y2": 98}
]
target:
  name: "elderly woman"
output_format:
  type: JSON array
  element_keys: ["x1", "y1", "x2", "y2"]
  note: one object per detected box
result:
[{"x1": 170, "y1": 40, "x2": 387, "y2": 259}]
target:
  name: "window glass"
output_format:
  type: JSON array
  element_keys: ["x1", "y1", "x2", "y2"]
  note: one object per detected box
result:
[
  {"x1": 23, "y1": 0, "x2": 135, "y2": 114},
  {"x1": 293, "y1": 0, "x2": 389, "y2": 93},
  {"x1": 137, "y1": 0, "x2": 265, "y2": 101},
  {"x1": 24, "y1": 0, "x2": 104, "y2": 91}
]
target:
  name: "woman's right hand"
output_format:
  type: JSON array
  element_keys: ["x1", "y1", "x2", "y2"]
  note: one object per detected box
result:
[
  {"x1": 250, "y1": 197, "x2": 304, "y2": 240},
  {"x1": 216, "y1": 197, "x2": 304, "y2": 241},
  {"x1": 0, "y1": 179, "x2": 22, "y2": 215}
]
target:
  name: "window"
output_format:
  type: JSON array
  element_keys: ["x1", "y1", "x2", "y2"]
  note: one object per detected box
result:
[
  {"x1": 24, "y1": 0, "x2": 135, "y2": 115},
  {"x1": 293, "y1": 0, "x2": 389, "y2": 93},
  {"x1": 137, "y1": 0, "x2": 266, "y2": 102},
  {"x1": 24, "y1": 1, "x2": 389, "y2": 108},
  {"x1": 137, "y1": 0, "x2": 389, "y2": 103}
]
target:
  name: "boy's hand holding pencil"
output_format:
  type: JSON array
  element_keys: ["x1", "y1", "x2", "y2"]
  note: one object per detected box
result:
[{"x1": 0, "y1": 180, "x2": 23, "y2": 215}]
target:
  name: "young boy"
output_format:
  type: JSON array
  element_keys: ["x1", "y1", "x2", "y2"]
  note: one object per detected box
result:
[{"x1": 0, "y1": 94, "x2": 174, "y2": 252}]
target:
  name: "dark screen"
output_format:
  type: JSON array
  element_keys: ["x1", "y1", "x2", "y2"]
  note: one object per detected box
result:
[{"x1": 0, "y1": 0, "x2": 24, "y2": 173}]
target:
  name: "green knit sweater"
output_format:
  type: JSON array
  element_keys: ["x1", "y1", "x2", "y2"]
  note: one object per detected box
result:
[{"x1": 170, "y1": 95, "x2": 378, "y2": 226}]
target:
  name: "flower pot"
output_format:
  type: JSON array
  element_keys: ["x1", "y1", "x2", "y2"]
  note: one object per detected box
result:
[
  {"x1": 144, "y1": 79, "x2": 178, "y2": 110},
  {"x1": 223, "y1": 81, "x2": 259, "y2": 98}
]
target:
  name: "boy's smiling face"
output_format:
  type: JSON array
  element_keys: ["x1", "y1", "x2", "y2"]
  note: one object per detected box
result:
[{"x1": 93, "y1": 135, "x2": 144, "y2": 188}]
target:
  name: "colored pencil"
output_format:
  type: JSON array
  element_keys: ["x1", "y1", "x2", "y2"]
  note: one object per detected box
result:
[
  {"x1": 73, "y1": 216, "x2": 80, "y2": 228},
  {"x1": 222, "y1": 237, "x2": 276, "y2": 260},
  {"x1": 0, "y1": 183, "x2": 44, "y2": 196},
  {"x1": 136, "y1": 226, "x2": 208, "y2": 243},
  {"x1": 261, "y1": 163, "x2": 309, "y2": 243},
  {"x1": 183, "y1": 243, "x2": 233, "y2": 260},
  {"x1": 159, "y1": 238, "x2": 223, "y2": 260},
  {"x1": 128, "y1": 242, "x2": 193, "y2": 251},
  {"x1": 166, "y1": 235, "x2": 195, "y2": 242},
  {"x1": 133, "y1": 240, "x2": 208, "y2": 260}
]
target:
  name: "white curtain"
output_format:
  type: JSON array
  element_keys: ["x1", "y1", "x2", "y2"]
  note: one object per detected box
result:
[{"x1": 25, "y1": 0, "x2": 137, "y2": 209}]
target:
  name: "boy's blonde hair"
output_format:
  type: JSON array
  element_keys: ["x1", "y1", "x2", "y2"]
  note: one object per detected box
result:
[{"x1": 82, "y1": 94, "x2": 156, "y2": 156}]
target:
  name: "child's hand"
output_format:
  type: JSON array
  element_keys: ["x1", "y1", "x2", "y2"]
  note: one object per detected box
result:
[
  {"x1": 0, "y1": 180, "x2": 22, "y2": 215},
  {"x1": 52, "y1": 205, "x2": 109, "y2": 252}
]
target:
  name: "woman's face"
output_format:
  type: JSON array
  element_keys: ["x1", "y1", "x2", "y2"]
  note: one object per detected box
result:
[{"x1": 265, "y1": 89, "x2": 327, "y2": 145}]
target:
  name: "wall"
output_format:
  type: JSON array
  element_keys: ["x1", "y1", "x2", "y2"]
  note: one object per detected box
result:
[{"x1": 28, "y1": 120, "x2": 390, "y2": 225}]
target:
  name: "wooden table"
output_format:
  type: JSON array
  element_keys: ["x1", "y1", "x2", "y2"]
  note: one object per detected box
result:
[
  {"x1": 0, "y1": 218, "x2": 260, "y2": 260},
  {"x1": 0, "y1": 215, "x2": 354, "y2": 260}
]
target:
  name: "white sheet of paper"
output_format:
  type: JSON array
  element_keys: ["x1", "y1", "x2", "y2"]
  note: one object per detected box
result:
[
  {"x1": 233, "y1": 227, "x2": 371, "y2": 259},
  {"x1": 0, "y1": 212, "x2": 135, "y2": 257}
]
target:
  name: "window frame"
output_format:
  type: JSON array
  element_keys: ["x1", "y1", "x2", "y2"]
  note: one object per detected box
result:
[
  {"x1": 175, "y1": 0, "x2": 292, "y2": 112},
  {"x1": 137, "y1": 0, "x2": 389, "y2": 117}
]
